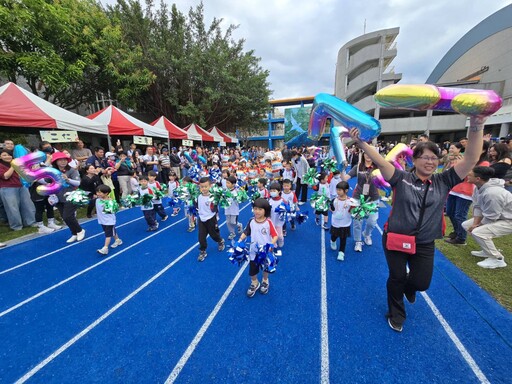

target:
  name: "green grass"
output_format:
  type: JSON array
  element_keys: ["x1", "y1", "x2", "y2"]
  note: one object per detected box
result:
[{"x1": 436, "y1": 221, "x2": 512, "y2": 312}]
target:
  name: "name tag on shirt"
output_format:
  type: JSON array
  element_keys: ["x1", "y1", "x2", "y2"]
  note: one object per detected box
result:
[{"x1": 362, "y1": 183, "x2": 370, "y2": 195}]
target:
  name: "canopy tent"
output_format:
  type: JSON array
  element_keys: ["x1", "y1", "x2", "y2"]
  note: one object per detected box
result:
[
  {"x1": 206, "y1": 127, "x2": 225, "y2": 143},
  {"x1": 184, "y1": 123, "x2": 218, "y2": 142},
  {"x1": 0, "y1": 82, "x2": 106, "y2": 134},
  {"x1": 87, "y1": 105, "x2": 168, "y2": 138},
  {"x1": 209, "y1": 126, "x2": 238, "y2": 144},
  {"x1": 150, "y1": 116, "x2": 202, "y2": 141}
]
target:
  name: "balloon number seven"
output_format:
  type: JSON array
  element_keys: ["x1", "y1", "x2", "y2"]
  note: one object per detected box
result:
[{"x1": 11, "y1": 151, "x2": 67, "y2": 196}]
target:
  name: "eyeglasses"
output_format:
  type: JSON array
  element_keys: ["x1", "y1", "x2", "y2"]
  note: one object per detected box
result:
[{"x1": 417, "y1": 156, "x2": 439, "y2": 162}]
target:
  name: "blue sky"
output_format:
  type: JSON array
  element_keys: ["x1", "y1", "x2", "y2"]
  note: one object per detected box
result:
[{"x1": 104, "y1": 0, "x2": 511, "y2": 100}]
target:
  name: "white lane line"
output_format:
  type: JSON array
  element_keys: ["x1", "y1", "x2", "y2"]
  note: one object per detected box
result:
[
  {"x1": 165, "y1": 263, "x2": 248, "y2": 384},
  {"x1": 14, "y1": 204, "x2": 249, "y2": 383},
  {"x1": 0, "y1": 217, "x2": 186, "y2": 319},
  {"x1": 421, "y1": 292, "x2": 490, "y2": 384},
  {"x1": 14, "y1": 241, "x2": 199, "y2": 384},
  {"x1": 376, "y1": 224, "x2": 489, "y2": 383},
  {"x1": 320, "y1": 227, "x2": 330, "y2": 384},
  {"x1": 0, "y1": 214, "x2": 148, "y2": 276}
]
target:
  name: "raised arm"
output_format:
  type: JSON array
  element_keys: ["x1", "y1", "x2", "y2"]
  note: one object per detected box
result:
[
  {"x1": 348, "y1": 128, "x2": 395, "y2": 180},
  {"x1": 454, "y1": 116, "x2": 485, "y2": 180}
]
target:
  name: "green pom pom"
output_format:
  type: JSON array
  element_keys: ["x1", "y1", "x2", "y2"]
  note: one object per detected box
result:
[
  {"x1": 65, "y1": 189, "x2": 89, "y2": 206},
  {"x1": 322, "y1": 159, "x2": 338, "y2": 173},
  {"x1": 303, "y1": 168, "x2": 320, "y2": 186},
  {"x1": 100, "y1": 199, "x2": 120, "y2": 214}
]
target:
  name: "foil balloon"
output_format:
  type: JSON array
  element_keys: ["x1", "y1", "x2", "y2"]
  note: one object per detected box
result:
[
  {"x1": 375, "y1": 84, "x2": 502, "y2": 117},
  {"x1": 384, "y1": 143, "x2": 413, "y2": 170},
  {"x1": 197, "y1": 155, "x2": 207, "y2": 164},
  {"x1": 371, "y1": 169, "x2": 392, "y2": 195},
  {"x1": 330, "y1": 126, "x2": 349, "y2": 170},
  {"x1": 308, "y1": 93, "x2": 381, "y2": 142},
  {"x1": 183, "y1": 151, "x2": 194, "y2": 164},
  {"x1": 11, "y1": 151, "x2": 67, "y2": 196}
]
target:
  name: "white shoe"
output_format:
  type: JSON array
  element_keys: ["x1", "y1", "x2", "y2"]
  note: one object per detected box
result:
[
  {"x1": 47, "y1": 221, "x2": 62, "y2": 230},
  {"x1": 354, "y1": 242, "x2": 363, "y2": 252},
  {"x1": 66, "y1": 235, "x2": 78, "y2": 243},
  {"x1": 298, "y1": 202, "x2": 305, "y2": 206},
  {"x1": 237, "y1": 223, "x2": 243, "y2": 234},
  {"x1": 471, "y1": 250, "x2": 488, "y2": 258},
  {"x1": 111, "y1": 239, "x2": 123, "y2": 248},
  {"x1": 477, "y1": 258, "x2": 507, "y2": 269},
  {"x1": 228, "y1": 232, "x2": 236, "y2": 240},
  {"x1": 38, "y1": 225, "x2": 55, "y2": 234},
  {"x1": 0, "y1": 242, "x2": 6, "y2": 248},
  {"x1": 337, "y1": 251, "x2": 345, "y2": 261},
  {"x1": 364, "y1": 235, "x2": 372, "y2": 246},
  {"x1": 330, "y1": 240, "x2": 337, "y2": 251},
  {"x1": 97, "y1": 247, "x2": 109, "y2": 255},
  {"x1": 76, "y1": 229, "x2": 86, "y2": 241}
]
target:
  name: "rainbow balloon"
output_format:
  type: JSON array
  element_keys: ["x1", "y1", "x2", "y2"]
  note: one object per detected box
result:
[
  {"x1": 375, "y1": 84, "x2": 502, "y2": 117},
  {"x1": 11, "y1": 151, "x2": 67, "y2": 196},
  {"x1": 308, "y1": 93, "x2": 381, "y2": 142},
  {"x1": 384, "y1": 143, "x2": 413, "y2": 170},
  {"x1": 371, "y1": 169, "x2": 391, "y2": 195}
]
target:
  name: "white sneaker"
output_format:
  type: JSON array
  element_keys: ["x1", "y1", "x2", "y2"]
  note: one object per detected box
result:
[
  {"x1": 477, "y1": 258, "x2": 507, "y2": 269},
  {"x1": 237, "y1": 223, "x2": 243, "y2": 234},
  {"x1": 330, "y1": 240, "x2": 337, "y2": 251},
  {"x1": 47, "y1": 221, "x2": 62, "y2": 230},
  {"x1": 66, "y1": 235, "x2": 78, "y2": 243},
  {"x1": 364, "y1": 235, "x2": 373, "y2": 246},
  {"x1": 337, "y1": 251, "x2": 345, "y2": 261},
  {"x1": 38, "y1": 225, "x2": 55, "y2": 234},
  {"x1": 354, "y1": 242, "x2": 363, "y2": 252},
  {"x1": 111, "y1": 239, "x2": 123, "y2": 248},
  {"x1": 76, "y1": 229, "x2": 86, "y2": 241},
  {"x1": 228, "y1": 232, "x2": 236, "y2": 240},
  {"x1": 298, "y1": 202, "x2": 305, "y2": 206},
  {"x1": 97, "y1": 247, "x2": 108, "y2": 255},
  {"x1": 471, "y1": 250, "x2": 488, "y2": 258},
  {"x1": 0, "y1": 242, "x2": 7, "y2": 248}
]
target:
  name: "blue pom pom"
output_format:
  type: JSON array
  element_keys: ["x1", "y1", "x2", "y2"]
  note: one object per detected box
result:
[
  {"x1": 228, "y1": 241, "x2": 249, "y2": 266},
  {"x1": 254, "y1": 243, "x2": 279, "y2": 273},
  {"x1": 296, "y1": 211, "x2": 309, "y2": 224}
]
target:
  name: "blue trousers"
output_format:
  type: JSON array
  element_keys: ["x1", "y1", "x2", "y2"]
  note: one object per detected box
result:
[{"x1": 445, "y1": 194, "x2": 472, "y2": 241}]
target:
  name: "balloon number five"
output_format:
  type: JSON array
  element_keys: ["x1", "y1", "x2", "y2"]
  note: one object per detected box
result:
[{"x1": 11, "y1": 151, "x2": 67, "y2": 196}]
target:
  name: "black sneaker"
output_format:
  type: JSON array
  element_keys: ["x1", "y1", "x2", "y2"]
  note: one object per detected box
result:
[
  {"x1": 161, "y1": 215, "x2": 169, "y2": 222},
  {"x1": 187, "y1": 225, "x2": 195, "y2": 232},
  {"x1": 260, "y1": 280, "x2": 270, "y2": 294},
  {"x1": 246, "y1": 281, "x2": 260, "y2": 297},
  {"x1": 447, "y1": 231, "x2": 456, "y2": 239},
  {"x1": 387, "y1": 317, "x2": 403, "y2": 332},
  {"x1": 315, "y1": 218, "x2": 320, "y2": 226},
  {"x1": 322, "y1": 223, "x2": 329, "y2": 230},
  {"x1": 218, "y1": 240, "x2": 225, "y2": 252},
  {"x1": 404, "y1": 290, "x2": 416, "y2": 304},
  {"x1": 444, "y1": 237, "x2": 466, "y2": 245},
  {"x1": 198, "y1": 251, "x2": 207, "y2": 262}
]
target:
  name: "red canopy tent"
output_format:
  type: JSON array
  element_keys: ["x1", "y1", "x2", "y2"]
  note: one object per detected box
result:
[
  {"x1": 0, "y1": 82, "x2": 106, "y2": 134},
  {"x1": 150, "y1": 117, "x2": 202, "y2": 141},
  {"x1": 183, "y1": 123, "x2": 218, "y2": 142},
  {"x1": 87, "y1": 105, "x2": 168, "y2": 138},
  {"x1": 209, "y1": 126, "x2": 238, "y2": 144}
]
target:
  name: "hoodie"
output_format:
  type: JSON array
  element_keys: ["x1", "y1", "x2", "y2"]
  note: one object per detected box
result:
[{"x1": 472, "y1": 178, "x2": 512, "y2": 224}]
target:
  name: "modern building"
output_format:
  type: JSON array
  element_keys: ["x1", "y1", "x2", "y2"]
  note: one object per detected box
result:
[{"x1": 334, "y1": 27, "x2": 402, "y2": 120}]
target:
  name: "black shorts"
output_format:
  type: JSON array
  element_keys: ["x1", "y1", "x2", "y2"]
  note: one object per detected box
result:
[
  {"x1": 315, "y1": 210, "x2": 329, "y2": 216},
  {"x1": 249, "y1": 260, "x2": 260, "y2": 276},
  {"x1": 330, "y1": 225, "x2": 351, "y2": 239},
  {"x1": 102, "y1": 225, "x2": 116, "y2": 238}
]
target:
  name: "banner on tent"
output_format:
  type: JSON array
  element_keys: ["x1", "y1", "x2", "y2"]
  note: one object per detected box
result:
[
  {"x1": 182, "y1": 139, "x2": 193, "y2": 147},
  {"x1": 40, "y1": 130, "x2": 79, "y2": 143},
  {"x1": 134, "y1": 136, "x2": 153, "y2": 146}
]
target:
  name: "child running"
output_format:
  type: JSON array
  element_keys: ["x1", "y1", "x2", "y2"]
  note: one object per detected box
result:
[
  {"x1": 196, "y1": 177, "x2": 225, "y2": 261},
  {"x1": 167, "y1": 172, "x2": 181, "y2": 217},
  {"x1": 95, "y1": 185, "x2": 122, "y2": 255},
  {"x1": 329, "y1": 181, "x2": 353, "y2": 261},
  {"x1": 281, "y1": 178, "x2": 299, "y2": 235},
  {"x1": 225, "y1": 175, "x2": 243, "y2": 240},
  {"x1": 148, "y1": 171, "x2": 168, "y2": 222},
  {"x1": 238, "y1": 198, "x2": 278, "y2": 297},
  {"x1": 268, "y1": 182, "x2": 286, "y2": 255},
  {"x1": 138, "y1": 175, "x2": 158, "y2": 231},
  {"x1": 315, "y1": 172, "x2": 330, "y2": 230}
]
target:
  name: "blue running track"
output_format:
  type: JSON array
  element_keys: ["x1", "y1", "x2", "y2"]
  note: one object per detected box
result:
[{"x1": 0, "y1": 180, "x2": 510, "y2": 383}]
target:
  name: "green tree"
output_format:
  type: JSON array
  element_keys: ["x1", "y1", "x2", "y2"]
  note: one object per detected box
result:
[
  {"x1": 111, "y1": 0, "x2": 271, "y2": 134},
  {"x1": 0, "y1": 0, "x2": 154, "y2": 109}
]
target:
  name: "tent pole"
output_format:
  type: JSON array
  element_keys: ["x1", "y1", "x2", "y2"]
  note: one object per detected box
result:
[{"x1": 107, "y1": 134, "x2": 112, "y2": 151}]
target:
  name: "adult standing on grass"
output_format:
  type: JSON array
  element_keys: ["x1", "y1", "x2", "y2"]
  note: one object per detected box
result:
[
  {"x1": 348, "y1": 116, "x2": 485, "y2": 333},
  {"x1": 462, "y1": 166, "x2": 512, "y2": 269}
]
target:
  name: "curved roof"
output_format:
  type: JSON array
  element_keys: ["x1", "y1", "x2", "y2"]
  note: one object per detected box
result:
[{"x1": 427, "y1": 4, "x2": 512, "y2": 84}]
